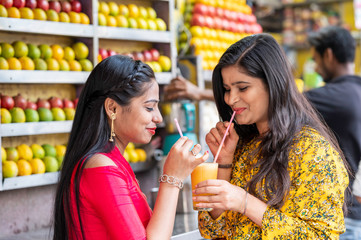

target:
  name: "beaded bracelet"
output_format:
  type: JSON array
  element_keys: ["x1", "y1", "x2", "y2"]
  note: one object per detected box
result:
[{"x1": 158, "y1": 174, "x2": 184, "y2": 189}]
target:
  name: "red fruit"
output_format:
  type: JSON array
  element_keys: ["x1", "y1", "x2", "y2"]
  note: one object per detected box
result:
[
  {"x1": 208, "y1": 6, "x2": 215, "y2": 16},
  {"x1": 1, "y1": 95, "x2": 15, "y2": 110},
  {"x1": 60, "y1": 1, "x2": 71, "y2": 13},
  {"x1": 204, "y1": 16, "x2": 214, "y2": 29},
  {"x1": 73, "y1": 98, "x2": 79, "y2": 108},
  {"x1": 149, "y1": 48, "x2": 159, "y2": 61},
  {"x1": 0, "y1": 0, "x2": 13, "y2": 8},
  {"x1": 36, "y1": 98, "x2": 51, "y2": 109},
  {"x1": 63, "y1": 98, "x2": 74, "y2": 109},
  {"x1": 25, "y1": 0, "x2": 36, "y2": 9},
  {"x1": 213, "y1": 17, "x2": 223, "y2": 30},
  {"x1": 48, "y1": 96, "x2": 63, "y2": 109},
  {"x1": 193, "y1": 3, "x2": 208, "y2": 15},
  {"x1": 222, "y1": 19, "x2": 230, "y2": 31},
  {"x1": 99, "y1": 48, "x2": 109, "y2": 60},
  {"x1": 70, "y1": 0, "x2": 81, "y2": 13},
  {"x1": 49, "y1": 0, "x2": 61, "y2": 13},
  {"x1": 122, "y1": 52, "x2": 134, "y2": 59},
  {"x1": 26, "y1": 100, "x2": 37, "y2": 110},
  {"x1": 132, "y1": 52, "x2": 144, "y2": 62},
  {"x1": 13, "y1": 0, "x2": 25, "y2": 8},
  {"x1": 191, "y1": 14, "x2": 206, "y2": 27},
  {"x1": 36, "y1": 0, "x2": 49, "y2": 11},
  {"x1": 107, "y1": 49, "x2": 117, "y2": 57},
  {"x1": 215, "y1": 7, "x2": 224, "y2": 18},
  {"x1": 13, "y1": 94, "x2": 27, "y2": 110},
  {"x1": 143, "y1": 50, "x2": 152, "y2": 62}
]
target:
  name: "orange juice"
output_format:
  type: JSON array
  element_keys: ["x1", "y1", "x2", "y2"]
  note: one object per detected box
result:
[{"x1": 191, "y1": 162, "x2": 218, "y2": 211}]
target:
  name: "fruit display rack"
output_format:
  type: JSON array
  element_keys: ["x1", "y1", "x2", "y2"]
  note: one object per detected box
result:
[{"x1": 0, "y1": 0, "x2": 176, "y2": 191}]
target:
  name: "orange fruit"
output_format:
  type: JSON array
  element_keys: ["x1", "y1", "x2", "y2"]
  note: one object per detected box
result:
[
  {"x1": 19, "y1": 56, "x2": 35, "y2": 70},
  {"x1": 128, "y1": 4, "x2": 139, "y2": 18},
  {"x1": 46, "y1": 58, "x2": 60, "y2": 71},
  {"x1": 17, "y1": 159, "x2": 32, "y2": 176},
  {"x1": 51, "y1": 44, "x2": 64, "y2": 60},
  {"x1": 17, "y1": 144, "x2": 33, "y2": 161},
  {"x1": 118, "y1": 4, "x2": 129, "y2": 17},
  {"x1": 46, "y1": 9, "x2": 59, "y2": 21},
  {"x1": 33, "y1": 8, "x2": 47, "y2": 21},
  {"x1": 58, "y1": 59, "x2": 70, "y2": 71},
  {"x1": 72, "y1": 42, "x2": 89, "y2": 60},
  {"x1": 1, "y1": 42, "x2": 15, "y2": 59},
  {"x1": 135, "y1": 148, "x2": 147, "y2": 162},
  {"x1": 79, "y1": 12, "x2": 89, "y2": 24},
  {"x1": 20, "y1": 7, "x2": 34, "y2": 19},
  {"x1": 106, "y1": 15, "x2": 117, "y2": 27},
  {"x1": 7, "y1": 57, "x2": 22, "y2": 70},
  {"x1": 68, "y1": 11, "x2": 81, "y2": 24},
  {"x1": 0, "y1": 4, "x2": 7, "y2": 17},
  {"x1": 63, "y1": 46, "x2": 75, "y2": 61},
  {"x1": 6, "y1": 147, "x2": 19, "y2": 162},
  {"x1": 59, "y1": 12, "x2": 70, "y2": 23},
  {"x1": 1, "y1": 108, "x2": 12, "y2": 123},
  {"x1": 2, "y1": 161, "x2": 18, "y2": 178},
  {"x1": 7, "y1": 7, "x2": 20, "y2": 18},
  {"x1": 34, "y1": 58, "x2": 47, "y2": 70},
  {"x1": 68, "y1": 59, "x2": 82, "y2": 71},
  {"x1": 0, "y1": 57, "x2": 9, "y2": 70},
  {"x1": 98, "y1": 12, "x2": 107, "y2": 26},
  {"x1": 79, "y1": 59, "x2": 93, "y2": 71},
  {"x1": 29, "y1": 158, "x2": 45, "y2": 174}
]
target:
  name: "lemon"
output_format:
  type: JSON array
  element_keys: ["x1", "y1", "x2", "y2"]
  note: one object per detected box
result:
[
  {"x1": 13, "y1": 41, "x2": 28, "y2": 58},
  {"x1": 55, "y1": 144, "x2": 66, "y2": 157},
  {"x1": 128, "y1": 149, "x2": 139, "y2": 163},
  {"x1": 6, "y1": 147, "x2": 19, "y2": 162},
  {"x1": 59, "y1": 12, "x2": 70, "y2": 23},
  {"x1": 123, "y1": 150, "x2": 129, "y2": 162},
  {"x1": 64, "y1": 108, "x2": 75, "y2": 120},
  {"x1": 63, "y1": 47, "x2": 75, "y2": 61},
  {"x1": 1, "y1": 108, "x2": 12, "y2": 123},
  {"x1": 1, "y1": 43, "x2": 14, "y2": 59},
  {"x1": 17, "y1": 159, "x2": 32, "y2": 176},
  {"x1": 31, "y1": 144, "x2": 45, "y2": 159},
  {"x1": 51, "y1": 107, "x2": 66, "y2": 121},
  {"x1": 17, "y1": 144, "x2": 33, "y2": 161},
  {"x1": 43, "y1": 156, "x2": 59, "y2": 172},
  {"x1": 0, "y1": 57, "x2": 9, "y2": 70},
  {"x1": 2, "y1": 161, "x2": 18, "y2": 178},
  {"x1": 126, "y1": 142, "x2": 135, "y2": 150},
  {"x1": 72, "y1": 42, "x2": 89, "y2": 60},
  {"x1": 10, "y1": 107, "x2": 26, "y2": 123},
  {"x1": 29, "y1": 158, "x2": 45, "y2": 174},
  {"x1": 135, "y1": 148, "x2": 147, "y2": 162},
  {"x1": 1, "y1": 146, "x2": 7, "y2": 163},
  {"x1": 79, "y1": 59, "x2": 93, "y2": 71}
]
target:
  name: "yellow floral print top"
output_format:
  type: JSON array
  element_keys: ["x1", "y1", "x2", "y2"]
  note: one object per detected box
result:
[{"x1": 199, "y1": 127, "x2": 348, "y2": 239}]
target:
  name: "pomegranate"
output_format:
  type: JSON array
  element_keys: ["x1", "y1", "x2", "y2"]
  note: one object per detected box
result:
[
  {"x1": 26, "y1": 100, "x2": 37, "y2": 110},
  {"x1": 36, "y1": 98, "x2": 51, "y2": 109},
  {"x1": 1, "y1": 94, "x2": 15, "y2": 110},
  {"x1": 13, "y1": 94, "x2": 27, "y2": 110},
  {"x1": 73, "y1": 98, "x2": 79, "y2": 108},
  {"x1": 48, "y1": 96, "x2": 64, "y2": 109},
  {"x1": 63, "y1": 98, "x2": 74, "y2": 109}
]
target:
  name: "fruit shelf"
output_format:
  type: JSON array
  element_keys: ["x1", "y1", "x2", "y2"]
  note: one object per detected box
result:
[
  {"x1": 2, "y1": 172, "x2": 59, "y2": 191},
  {"x1": 97, "y1": 27, "x2": 172, "y2": 43},
  {"x1": 0, "y1": 18, "x2": 94, "y2": 37},
  {"x1": 1, "y1": 121, "x2": 73, "y2": 137},
  {"x1": 0, "y1": 70, "x2": 172, "y2": 85}
]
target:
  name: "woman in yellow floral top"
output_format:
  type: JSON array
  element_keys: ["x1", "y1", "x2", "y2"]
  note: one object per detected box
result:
[{"x1": 193, "y1": 34, "x2": 349, "y2": 239}]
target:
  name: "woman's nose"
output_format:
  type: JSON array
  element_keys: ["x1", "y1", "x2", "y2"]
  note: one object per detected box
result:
[
  {"x1": 226, "y1": 90, "x2": 239, "y2": 106},
  {"x1": 154, "y1": 109, "x2": 163, "y2": 123}
]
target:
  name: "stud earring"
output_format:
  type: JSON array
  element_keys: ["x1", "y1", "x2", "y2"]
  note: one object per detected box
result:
[{"x1": 109, "y1": 112, "x2": 116, "y2": 142}]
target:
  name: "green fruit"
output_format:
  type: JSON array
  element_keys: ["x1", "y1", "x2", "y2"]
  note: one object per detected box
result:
[
  {"x1": 56, "y1": 155, "x2": 64, "y2": 170},
  {"x1": 79, "y1": 59, "x2": 93, "y2": 71},
  {"x1": 1, "y1": 43, "x2": 15, "y2": 59},
  {"x1": 27, "y1": 44, "x2": 41, "y2": 59},
  {"x1": 9, "y1": 107, "x2": 26, "y2": 123},
  {"x1": 34, "y1": 58, "x2": 48, "y2": 70},
  {"x1": 25, "y1": 108, "x2": 39, "y2": 122},
  {"x1": 43, "y1": 156, "x2": 59, "y2": 172},
  {"x1": 42, "y1": 144, "x2": 57, "y2": 157},
  {"x1": 38, "y1": 107, "x2": 53, "y2": 121},
  {"x1": 31, "y1": 144, "x2": 45, "y2": 159},
  {"x1": 51, "y1": 108, "x2": 66, "y2": 121},
  {"x1": 12, "y1": 41, "x2": 28, "y2": 58},
  {"x1": 39, "y1": 44, "x2": 52, "y2": 59}
]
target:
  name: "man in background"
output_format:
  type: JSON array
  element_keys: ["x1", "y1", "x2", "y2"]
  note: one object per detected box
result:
[{"x1": 305, "y1": 25, "x2": 361, "y2": 239}]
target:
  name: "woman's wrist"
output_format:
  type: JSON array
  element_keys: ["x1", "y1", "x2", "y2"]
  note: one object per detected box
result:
[{"x1": 158, "y1": 174, "x2": 184, "y2": 189}]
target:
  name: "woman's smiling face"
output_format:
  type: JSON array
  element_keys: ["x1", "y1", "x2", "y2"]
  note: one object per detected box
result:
[{"x1": 221, "y1": 65, "x2": 270, "y2": 134}]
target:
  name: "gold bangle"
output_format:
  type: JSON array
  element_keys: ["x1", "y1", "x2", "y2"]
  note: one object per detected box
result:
[
  {"x1": 158, "y1": 174, "x2": 184, "y2": 189},
  {"x1": 218, "y1": 163, "x2": 232, "y2": 168}
]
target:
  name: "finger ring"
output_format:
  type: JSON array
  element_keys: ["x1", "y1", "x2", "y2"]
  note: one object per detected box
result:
[{"x1": 191, "y1": 150, "x2": 197, "y2": 156}]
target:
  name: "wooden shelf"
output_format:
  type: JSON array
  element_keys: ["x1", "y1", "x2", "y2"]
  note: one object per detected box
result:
[{"x1": 1, "y1": 121, "x2": 73, "y2": 137}]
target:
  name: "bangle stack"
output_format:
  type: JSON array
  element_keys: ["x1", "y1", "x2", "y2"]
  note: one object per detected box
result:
[{"x1": 158, "y1": 174, "x2": 184, "y2": 189}]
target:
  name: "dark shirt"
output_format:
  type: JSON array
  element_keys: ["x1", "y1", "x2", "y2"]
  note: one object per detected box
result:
[{"x1": 305, "y1": 75, "x2": 361, "y2": 220}]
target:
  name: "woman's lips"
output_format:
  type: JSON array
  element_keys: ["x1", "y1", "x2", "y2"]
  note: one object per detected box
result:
[
  {"x1": 233, "y1": 108, "x2": 246, "y2": 114},
  {"x1": 147, "y1": 128, "x2": 156, "y2": 135}
]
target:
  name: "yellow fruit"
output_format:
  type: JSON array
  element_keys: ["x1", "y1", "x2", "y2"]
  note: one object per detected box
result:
[
  {"x1": 43, "y1": 156, "x2": 59, "y2": 172},
  {"x1": 7, "y1": 7, "x2": 20, "y2": 18},
  {"x1": 17, "y1": 159, "x2": 32, "y2": 176},
  {"x1": 2, "y1": 161, "x2": 18, "y2": 178},
  {"x1": 51, "y1": 107, "x2": 66, "y2": 121},
  {"x1": 126, "y1": 142, "x2": 135, "y2": 150},
  {"x1": 34, "y1": 58, "x2": 47, "y2": 70},
  {"x1": 118, "y1": 4, "x2": 129, "y2": 17},
  {"x1": 147, "y1": 7, "x2": 157, "y2": 19},
  {"x1": 7, "y1": 57, "x2": 22, "y2": 70},
  {"x1": 55, "y1": 145, "x2": 66, "y2": 157},
  {"x1": 0, "y1": 4, "x2": 7, "y2": 17},
  {"x1": 19, "y1": 56, "x2": 35, "y2": 70},
  {"x1": 98, "y1": 12, "x2": 107, "y2": 26},
  {"x1": 33, "y1": 8, "x2": 47, "y2": 21},
  {"x1": 31, "y1": 144, "x2": 45, "y2": 159},
  {"x1": 128, "y1": 4, "x2": 139, "y2": 18},
  {"x1": 17, "y1": 144, "x2": 33, "y2": 161},
  {"x1": 64, "y1": 107, "x2": 75, "y2": 120},
  {"x1": 116, "y1": 15, "x2": 128, "y2": 28},
  {"x1": 46, "y1": 58, "x2": 60, "y2": 71},
  {"x1": 69, "y1": 60, "x2": 82, "y2": 71},
  {"x1": 51, "y1": 44, "x2": 64, "y2": 61},
  {"x1": 155, "y1": 18, "x2": 167, "y2": 31},
  {"x1": 20, "y1": 7, "x2": 34, "y2": 19},
  {"x1": 1, "y1": 108, "x2": 11, "y2": 123},
  {"x1": 72, "y1": 42, "x2": 89, "y2": 60},
  {"x1": 46, "y1": 9, "x2": 59, "y2": 21},
  {"x1": 128, "y1": 149, "x2": 139, "y2": 163},
  {"x1": 137, "y1": 18, "x2": 148, "y2": 29},
  {"x1": 79, "y1": 59, "x2": 93, "y2": 71},
  {"x1": 68, "y1": 11, "x2": 81, "y2": 24},
  {"x1": 1, "y1": 147, "x2": 7, "y2": 163},
  {"x1": 79, "y1": 12, "x2": 90, "y2": 24},
  {"x1": 1, "y1": 43, "x2": 14, "y2": 59},
  {"x1": 108, "y1": 2, "x2": 119, "y2": 16},
  {"x1": 59, "y1": 12, "x2": 70, "y2": 23},
  {"x1": 58, "y1": 59, "x2": 70, "y2": 71},
  {"x1": 63, "y1": 47, "x2": 75, "y2": 61},
  {"x1": 139, "y1": 6, "x2": 148, "y2": 18},
  {"x1": 39, "y1": 44, "x2": 52, "y2": 59},
  {"x1": 123, "y1": 150, "x2": 130, "y2": 162},
  {"x1": 158, "y1": 55, "x2": 171, "y2": 72},
  {"x1": 135, "y1": 148, "x2": 147, "y2": 162},
  {"x1": 151, "y1": 61, "x2": 162, "y2": 73},
  {"x1": 6, "y1": 147, "x2": 19, "y2": 162},
  {"x1": 29, "y1": 158, "x2": 45, "y2": 174},
  {"x1": 10, "y1": 107, "x2": 26, "y2": 123},
  {"x1": 147, "y1": 19, "x2": 157, "y2": 31},
  {"x1": 295, "y1": 78, "x2": 304, "y2": 93},
  {"x1": 98, "y1": 2, "x2": 110, "y2": 15},
  {"x1": 106, "y1": 15, "x2": 117, "y2": 27},
  {"x1": 0, "y1": 57, "x2": 9, "y2": 70}
]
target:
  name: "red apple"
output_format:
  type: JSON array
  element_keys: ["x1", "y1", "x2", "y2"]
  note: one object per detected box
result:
[
  {"x1": 48, "y1": 96, "x2": 63, "y2": 109},
  {"x1": 26, "y1": 100, "x2": 37, "y2": 110},
  {"x1": 60, "y1": 1, "x2": 71, "y2": 13},
  {"x1": 63, "y1": 98, "x2": 74, "y2": 109},
  {"x1": 1, "y1": 95, "x2": 15, "y2": 110},
  {"x1": 99, "y1": 48, "x2": 108, "y2": 60},
  {"x1": 0, "y1": 0, "x2": 13, "y2": 8},
  {"x1": 149, "y1": 48, "x2": 159, "y2": 61},
  {"x1": 36, "y1": 98, "x2": 51, "y2": 109},
  {"x1": 13, "y1": 94, "x2": 27, "y2": 110},
  {"x1": 73, "y1": 98, "x2": 79, "y2": 108},
  {"x1": 191, "y1": 14, "x2": 206, "y2": 27},
  {"x1": 49, "y1": 0, "x2": 61, "y2": 13},
  {"x1": 36, "y1": 0, "x2": 49, "y2": 11},
  {"x1": 193, "y1": 3, "x2": 208, "y2": 15},
  {"x1": 25, "y1": 0, "x2": 36, "y2": 8},
  {"x1": 70, "y1": 0, "x2": 81, "y2": 13},
  {"x1": 143, "y1": 50, "x2": 153, "y2": 62},
  {"x1": 132, "y1": 51, "x2": 144, "y2": 62},
  {"x1": 13, "y1": 0, "x2": 25, "y2": 8},
  {"x1": 107, "y1": 49, "x2": 117, "y2": 57}
]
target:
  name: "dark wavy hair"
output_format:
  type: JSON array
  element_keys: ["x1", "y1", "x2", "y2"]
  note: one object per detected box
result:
[
  {"x1": 212, "y1": 34, "x2": 345, "y2": 208},
  {"x1": 53, "y1": 55, "x2": 155, "y2": 240}
]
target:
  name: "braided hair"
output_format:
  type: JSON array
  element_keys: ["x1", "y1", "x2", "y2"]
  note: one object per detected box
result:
[{"x1": 53, "y1": 55, "x2": 155, "y2": 240}]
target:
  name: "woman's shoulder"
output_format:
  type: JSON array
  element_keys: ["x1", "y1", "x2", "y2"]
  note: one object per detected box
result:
[
  {"x1": 294, "y1": 126, "x2": 327, "y2": 146},
  {"x1": 84, "y1": 153, "x2": 117, "y2": 169}
]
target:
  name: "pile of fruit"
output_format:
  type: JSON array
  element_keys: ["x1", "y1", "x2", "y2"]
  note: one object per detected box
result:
[
  {"x1": 0, "y1": 0, "x2": 90, "y2": 24},
  {"x1": 0, "y1": 94, "x2": 77, "y2": 123},
  {"x1": 180, "y1": 0, "x2": 262, "y2": 70},
  {"x1": 0, "y1": 41, "x2": 92, "y2": 71},
  {"x1": 2, "y1": 143, "x2": 66, "y2": 178},
  {"x1": 98, "y1": 47, "x2": 171, "y2": 73},
  {"x1": 97, "y1": 1, "x2": 167, "y2": 31},
  {"x1": 123, "y1": 142, "x2": 147, "y2": 163}
]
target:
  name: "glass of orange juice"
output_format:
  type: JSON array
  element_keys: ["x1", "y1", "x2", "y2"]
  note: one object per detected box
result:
[{"x1": 191, "y1": 162, "x2": 218, "y2": 211}]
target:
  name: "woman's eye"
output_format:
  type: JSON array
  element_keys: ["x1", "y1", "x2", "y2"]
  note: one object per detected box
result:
[
  {"x1": 240, "y1": 87, "x2": 248, "y2": 91},
  {"x1": 146, "y1": 107, "x2": 154, "y2": 111}
]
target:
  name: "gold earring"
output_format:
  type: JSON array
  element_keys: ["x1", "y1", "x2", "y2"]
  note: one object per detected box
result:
[{"x1": 109, "y1": 112, "x2": 116, "y2": 142}]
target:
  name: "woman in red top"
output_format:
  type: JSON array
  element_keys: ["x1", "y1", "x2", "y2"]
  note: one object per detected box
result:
[{"x1": 53, "y1": 55, "x2": 208, "y2": 240}]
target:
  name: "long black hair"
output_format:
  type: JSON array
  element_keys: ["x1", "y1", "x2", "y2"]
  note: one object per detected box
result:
[
  {"x1": 53, "y1": 55, "x2": 155, "y2": 240},
  {"x1": 212, "y1": 34, "x2": 346, "y2": 208}
]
